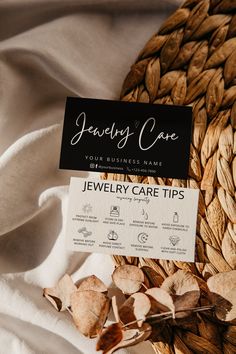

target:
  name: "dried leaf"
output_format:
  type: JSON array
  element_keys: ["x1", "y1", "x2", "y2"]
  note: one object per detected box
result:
[
  {"x1": 161, "y1": 270, "x2": 200, "y2": 318},
  {"x1": 219, "y1": 125, "x2": 233, "y2": 162},
  {"x1": 210, "y1": 0, "x2": 222, "y2": 8},
  {"x1": 192, "y1": 106, "x2": 207, "y2": 152},
  {"x1": 200, "y1": 151, "x2": 217, "y2": 190},
  {"x1": 181, "y1": 0, "x2": 199, "y2": 8},
  {"x1": 119, "y1": 292, "x2": 151, "y2": 327},
  {"x1": 217, "y1": 156, "x2": 235, "y2": 196},
  {"x1": 223, "y1": 340, "x2": 236, "y2": 354},
  {"x1": 111, "y1": 296, "x2": 120, "y2": 323},
  {"x1": 232, "y1": 156, "x2": 236, "y2": 190},
  {"x1": 111, "y1": 255, "x2": 127, "y2": 267},
  {"x1": 96, "y1": 323, "x2": 123, "y2": 354},
  {"x1": 198, "y1": 315, "x2": 221, "y2": 348},
  {"x1": 204, "y1": 187, "x2": 214, "y2": 207},
  {"x1": 152, "y1": 340, "x2": 175, "y2": 354},
  {"x1": 202, "y1": 263, "x2": 218, "y2": 280},
  {"x1": 173, "y1": 334, "x2": 193, "y2": 354},
  {"x1": 174, "y1": 178, "x2": 187, "y2": 188},
  {"x1": 195, "y1": 262, "x2": 205, "y2": 275},
  {"x1": 187, "y1": 40, "x2": 208, "y2": 83},
  {"x1": 77, "y1": 275, "x2": 107, "y2": 293},
  {"x1": 222, "y1": 229, "x2": 236, "y2": 269},
  {"x1": 197, "y1": 214, "x2": 219, "y2": 249},
  {"x1": 192, "y1": 14, "x2": 231, "y2": 39},
  {"x1": 160, "y1": 95, "x2": 173, "y2": 105},
  {"x1": 233, "y1": 131, "x2": 236, "y2": 155},
  {"x1": 119, "y1": 324, "x2": 152, "y2": 353},
  {"x1": 121, "y1": 59, "x2": 149, "y2": 97},
  {"x1": 122, "y1": 88, "x2": 138, "y2": 102},
  {"x1": 145, "y1": 58, "x2": 160, "y2": 102},
  {"x1": 183, "y1": 0, "x2": 210, "y2": 41},
  {"x1": 138, "y1": 34, "x2": 167, "y2": 60},
  {"x1": 209, "y1": 24, "x2": 228, "y2": 56},
  {"x1": 206, "y1": 195, "x2": 227, "y2": 246},
  {"x1": 157, "y1": 70, "x2": 182, "y2": 97},
  {"x1": 218, "y1": 187, "x2": 236, "y2": 223},
  {"x1": 112, "y1": 265, "x2": 144, "y2": 295},
  {"x1": 159, "y1": 8, "x2": 190, "y2": 35},
  {"x1": 179, "y1": 331, "x2": 222, "y2": 354},
  {"x1": 205, "y1": 38, "x2": 236, "y2": 69},
  {"x1": 97, "y1": 323, "x2": 152, "y2": 354},
  {"x1": 189, "y1": 144, "x2": 202, "y2": 181},
  {"x1": 206, "y1": 244, "x2": 232, "y2": 273},
  {"x1": 171, "y1": 73, "x2": 187, "y2": 105},
  {"x1": 195, "y1": 236, "x2": 207, "y2": 263},
  {"x1": 122, "y1": 323, "x2": 152, "y2": 343},
  {"x1": 177, "y1": 316, "x2": 201, "y2": 336},
  {"x1": 141, "y1": 266, "x2": 164, "y2": 287},
  {"x1": 228, "y1": 222, "x2": 236, "y2": 244},
  {"x1": 207, "y1": 271, "x2": 236, "y2": 323},
  {"x1": 232, "y1": 102, "x2": 236, "y2": 130},
  {"x1": 222, "y1": 86, "x2": 236, "y2": 108},
  {"x1": 224, "y1": 48, "x2": 236, "y2": 86},
  {"x1": 43, "y1": 274, "x2": 77, "y2": 311},
  {"x1": 228, "y1": 13, "x2": 236, "y2": 38},
  {"x1": 213, "y1": 0, "x2": 236, "y2": 13},
  {"x1": 71, "y1": 290, "x2": 110, "y2": 337},
  {"x1": 128, "y1": 174, "x2": 143, "y2": 184},
  {"x1": 139, "y1": 258, "x2": 167, "y2": 280},
  {"x1": 206, "y1": 68, "x2": 224, "y2": 118},
  {"x1": 171, "y1": 41, "x2": 199, "y2": 70},
  {"x1": 172, "y1": 262, "x2": 197, "y2": 275},
  {"x1": 160, "y1": 28, "x2": 184, "y2": 73},
  {"x1": 224, "y1": 325, "x2": 236, "y2": 346},
  {"x1": 185, "y1": 69, "x2": 216, "y2": 105},
  {"x1": 146, "y1": 287, "x2": 175, "y2": 316},
  {"x1": 192, "y1": 94, "x2": 205, "y2": 112},
  {"x1": 201, "y1": 110, "x2": 229, "y2": 167},
  {"x1": 113, "y1": 174, "x2": 126, "y2": 182},
  {"x1": 138, "y1": 85, "x2": 149, "y2": 103},
  {"x1": 157, "y1": 177, "x2": 168, "y2": 186},
  {"x1": 159, "y1": 260, "x2": 177, "y2": 276}
]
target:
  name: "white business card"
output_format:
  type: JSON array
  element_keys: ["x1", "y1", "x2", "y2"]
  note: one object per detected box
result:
[{"x1": 66, "y1": 177, "x2": 199, "y2": 262}]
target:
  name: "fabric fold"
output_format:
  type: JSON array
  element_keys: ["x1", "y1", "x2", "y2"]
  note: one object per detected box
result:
[{"x1": 0, "y1": 1, "x2": 180, "y2": 353}]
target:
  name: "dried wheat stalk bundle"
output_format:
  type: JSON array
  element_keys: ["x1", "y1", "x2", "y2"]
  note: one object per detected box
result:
[{"x1": 102, "y1": 0, "x2": 236, "y2": 352}]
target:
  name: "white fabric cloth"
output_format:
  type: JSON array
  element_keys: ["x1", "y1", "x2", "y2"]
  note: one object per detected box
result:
[{"x1": 0, "y1": 1, "x2": 181, "y2": 353}]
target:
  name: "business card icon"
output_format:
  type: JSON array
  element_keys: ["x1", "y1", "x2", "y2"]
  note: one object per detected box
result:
[
  {"x1": 110, "y1": 206, "x2": 120, "y2": 217},
  {"x1": 107, "y1": 230, "x2": 119, "y2": 241},
  {"x1": 82, "y1": 203, "x2": 92, "y2": 213},
  {"x1": 137, "y1": 232, "x2": 149, "y2": 244},
  {"x1": 78, "y1": 227, "x2": 92, "y2": 237},
  {"x1": 169, "y1": 235, "x2": 180, "y2": 246}
]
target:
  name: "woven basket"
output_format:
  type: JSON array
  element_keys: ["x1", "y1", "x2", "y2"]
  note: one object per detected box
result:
[{"x1": 102, "y1": 0, "x2": 236, "y2": 352}]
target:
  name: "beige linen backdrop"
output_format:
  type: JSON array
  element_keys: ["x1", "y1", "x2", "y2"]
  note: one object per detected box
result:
[{"x1": 0, "y1": 1, "x2": 180, "y2": 353}]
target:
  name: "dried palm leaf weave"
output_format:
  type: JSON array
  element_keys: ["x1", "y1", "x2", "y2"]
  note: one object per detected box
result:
[{"x1": 102, "y1": 0, "x2": 236, "y2": 352}]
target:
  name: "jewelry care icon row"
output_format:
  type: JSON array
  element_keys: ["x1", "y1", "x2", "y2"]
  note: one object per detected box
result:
[
  {"x1": 78, "y1": 228, "x2": 148, "y2": 243},
  {"x1": 77, "y1": 226, "x2": 180, "y2": 247},
  {"x1": 82, "y1": 203, "x2": 180, "y2": 225}
]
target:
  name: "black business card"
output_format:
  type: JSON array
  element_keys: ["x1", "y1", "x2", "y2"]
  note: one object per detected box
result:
[{"x1": 59, "y1": 97, "x2": 192, "y2": 179}]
